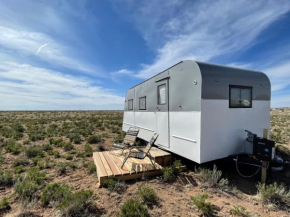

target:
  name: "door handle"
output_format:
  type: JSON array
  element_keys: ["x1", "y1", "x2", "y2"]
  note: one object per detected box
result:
[{"x1": 156, "y1": 107, "x2": 160, "y2": 111}]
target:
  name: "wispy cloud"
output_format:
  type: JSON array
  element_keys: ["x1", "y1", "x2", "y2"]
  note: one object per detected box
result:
[
  {"x1": 36, "y1": 43, "x2": 49, "y2": 55},
  {"x1": 114, "y1": 0, "x2": 290, "y2": 79},
  {"x1": 0, "y1": 26, "x2": 103, "y2": 76},
  {"x1": 0, "y1": 62, "x2": 124, "y2": 110}
]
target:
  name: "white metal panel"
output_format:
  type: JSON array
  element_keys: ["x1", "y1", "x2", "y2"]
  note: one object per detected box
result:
[
  {"x1": 170, "y1": 112, "x2": 201, "y2": 163},
  {"x1": 156, "y1": 112, "x2": 169, "y2": 147},
  {"x1": 134, "y1": 112, "x2": 156, "y2": 141},
  {"x1": 122, "y1": 111, "x2": 135, "y2": 131},
  {"x1": 200, "y1": 100, "x2": 270, "y2": 163}
]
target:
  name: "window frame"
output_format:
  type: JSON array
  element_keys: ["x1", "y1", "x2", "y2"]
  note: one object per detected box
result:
[
  {"x1": 229, "y1": 85, "x2": 253, "y2": 108},
  {"x1": 128, "y1": 99, "x2": 133, "y2": 110},
  {"x1": 139, "y1": 96, "x2": 146, "y2": 110},
  {"x1": 157, "y1": 84, "x2": 166, "y2": 105}
]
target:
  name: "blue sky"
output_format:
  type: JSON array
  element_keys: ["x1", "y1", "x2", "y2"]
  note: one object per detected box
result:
[{"x1": 0, "y1": 0, "x2": 290, "y2": 110}]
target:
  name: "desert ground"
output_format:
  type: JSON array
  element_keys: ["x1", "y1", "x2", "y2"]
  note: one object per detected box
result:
[{"x1": 0, "y1": 109, "x2": 289, "y2": 217}]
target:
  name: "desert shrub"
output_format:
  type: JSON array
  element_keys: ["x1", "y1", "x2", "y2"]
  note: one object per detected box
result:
[
  {"x1": 63, "y1": 142, "x2": 74, "y2": 152},
  {"x1": 191, "y1": 193, "x2": 214, "y2": 216},
  {"x1": 162, "y1": 167, "x2": 175, "y2": 182},
  {"x1": 23, "y1": 139, "x2": 31, "y2": 145},
  {"x1": 43, "y1": 144, "x2": 53, "y2": 152},
  {"x1": 13, "y1": 158, "x2": 29, "y2": 167},
  {"x1": 68, "y1": 133, "x2": 82, "y2": 144},
  {"x1": 29, "y1": 133, "x2": 45, "y2": 141},
  {"x1": 14, "y1": 165, "x2": 24, "y2": 174},
  {"x1": 195, "y1": 165, "x2": 232, "y2": 192},
  {"x1": 0, "y1": 170, "x2": 14, "y2": 186},
  {"x1": 256, "y1": 182, "x2": 290, "y2": 208},
  {"x1": 41, "y1": 183, "x2": 72, "y2": 206},
  {"x1": 84, "y1": 144, "x2": 93, "y2": 157},
  {"x1": 49, "y1": 138, "x2": 64, "y2": 147},
  {"x1": 37, "y1": 159, "x2": 52, "y2": 170},
  {"x1": 4, "y1": 139, "x2": 21, "y2": 154},
  {"x1": 87, "y1": 135, "x2": 101, "y2": 144},
  {"x1": 162, "y1": 160, "x2": 183, "y2": 182},
  {"x1": 136, "y1": 184, "x2": 158, "y2": 206},
  {"x1": 12, "y1": 123, "x2": 25, "y2": 133},
  {"x1": 14, "y1": 167, "x2": 46, "y2": 201},
  {"x1": 83, "y1": 162, "x2": 96, "y2": 174},
  {"x1": 58, "y1": 190, "x2": 94, "y2": 217},
  {"x1": 56, "y1": 162, "x2": 77, "y2": 176},
  {"x1": 25, "y1": 145, "x2": 44, "y2": 158},
  {"x1": 117, "y1": 198, "x2": 149, "y2": 217},
  {"x1": 231, "y1": 205, "x2": 251, "y2": 217},
  {"x1": 0, "y1": 196, "x2": 10, "y2": 210},
  {"x1": 76, "y1": 151, "x2": 85, "y2": 158},
  {"x1": 101, "y1": 176, "x2": 126, "y2": 194},
  {"x1": 65, "y1": 154, "x2": 73, "y2": 160},
  {"x1": 54, "y1": 150, "x2": 60, "y2": 158}
]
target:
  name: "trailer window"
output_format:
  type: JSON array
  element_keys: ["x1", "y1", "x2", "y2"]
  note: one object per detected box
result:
[
  {"x1": 158, "y1": 84, "x2": 166, "y2": 105},
  {"x1": 229, "y1": 86, "x2": 252, "y2": 108},
  {"x1": 139, "y1": 97, "x2": 146, "y2": 110},
  {"x1": 128, "y1": 99, "x2": 133, "y2": 110}
]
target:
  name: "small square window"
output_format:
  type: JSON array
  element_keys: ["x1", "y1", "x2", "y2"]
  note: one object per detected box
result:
[
  {"x1": 139, "y1": 97, "x2": 146, "y2": 110},
  {"x1": 158, "y1": 84, "x2": 166, "y2": 105},
  {"x1": 128, "y1": 99, "x2": 133, "y2": 110},
  {"x1": 229, "y1": 85, "x2": 252, "y2": 108}
]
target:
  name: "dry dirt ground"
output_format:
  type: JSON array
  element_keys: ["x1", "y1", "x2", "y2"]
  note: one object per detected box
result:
[{"x1": 0, "y1": 110, "x2": 289, "y2": 217}]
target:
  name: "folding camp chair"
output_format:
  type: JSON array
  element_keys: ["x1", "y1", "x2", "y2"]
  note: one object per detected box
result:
[
  {"x1": 111, "y1": 127, "x2": 139, "y2": 156},
  {"x1": 121, "y1": 133, "x2": 159, "y2": 169}
]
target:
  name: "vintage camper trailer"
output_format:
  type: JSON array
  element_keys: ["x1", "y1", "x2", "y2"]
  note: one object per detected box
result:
[{"x1": 122, "y1": 60, "x2": 271, "y2": 164}]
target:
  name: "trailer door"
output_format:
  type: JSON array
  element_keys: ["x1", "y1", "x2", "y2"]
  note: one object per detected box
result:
[{"x1": 156, "y1": 79, "x2": 169, "y2": 148}]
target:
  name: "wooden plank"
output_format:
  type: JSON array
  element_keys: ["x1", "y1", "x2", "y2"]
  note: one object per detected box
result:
[
  {"x1": 107, "y1": 152, "x2": 129, "y2": 175},
  {"x1": 99, "y1": 152, "x2": 113, "y2": 176},
  {"x1": 103, "y1": 152, "x2": 122, "y2": 176},
  {"x1": 93, "y1": 152, "x2": 107, "y2": 177}
]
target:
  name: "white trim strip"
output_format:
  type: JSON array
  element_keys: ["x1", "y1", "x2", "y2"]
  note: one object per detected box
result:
[
  {"x1": 123, "y1": 122, "x2": 154, "y2": 132},
  {"x1": 172, "y1": 135, "x2": 197, "y2": 143}
]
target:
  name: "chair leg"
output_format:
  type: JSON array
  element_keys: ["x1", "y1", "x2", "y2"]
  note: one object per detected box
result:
[
  {"x1": 121, "y1": 152, "x2": 130, "y2": 169},
  {"x1": 148, "y1": 153, "x2": 156, "y2": 169}
]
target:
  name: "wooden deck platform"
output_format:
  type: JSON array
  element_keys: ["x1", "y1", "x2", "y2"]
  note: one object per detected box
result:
[{"x1": 93, "y1": 148, "x2": 171, "y2": 185}]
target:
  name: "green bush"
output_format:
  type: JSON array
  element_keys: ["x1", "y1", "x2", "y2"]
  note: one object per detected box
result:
[
  {"x1": 58, "y1": 190, "x2": 94, "y2": 217},
  {"x1": 14, "y1": 165, "x2": 24, "y2": 174},
  {"x1": 13, "y1": 158, "x2": 29, "y2": 167},
  {"x1": 84, "y1": 144, "x2": 93, "y2": 157},
  {"x1": 68, "y1": 133, "x2": 82, "y2": 144},
  {"x1": 0, "y1": 170, "x2": 14, "y2": 186},
  {"x1": 101, "y1": 176, "x2": 126, "y2": 194},
  {"x1": 43, "y1": 144, "x2": 53, "y2": 152},
  {"x1": 54, "y1": 150, "x2": 60, "y2": 158},
  {"x1": 191, "y1": 193, "x2": 214, "y2": 216},
  {"x1": 5, "y1": 139, "x2": 21, "y2": 154},
  {"x1": 117, "y1": 198, "x2": 149, "y2": 217},
  {"x1": 87, "y1": 135, "x2": 101, "y2": 144},
  {"x1": 162, "y1": 167, "x2": 175, "y2": 182},
  {"x1": 231, "y1": 205, "x2": 251, "y2": 217},
  {"x1": 41, "y1": 183, "x2": 72, "y2": 206},
  {"x1": 256, "y1": 182, "x2": 290, "y2": 208},
  {"x1": 25, "y1": 145, "x2": 44, "y2": 158},
  {"x1": 63, "y1": 142, "x2": 74, "y2": 152},
  {"x1": 14, "y1": 167, "x2": 46, "y2": 201},
  {"x1": 83, "y1": 162, "x2": 96, "y2": 174},
  {"x1": 136, "y1": 184, "x2": 158, "y2": 206},
  {"x1": 0, "y1": 196, "x2": 10, "y2": 210},
  {"x1": 56, "y1": 162, "x2": 77, "y2": 176}
]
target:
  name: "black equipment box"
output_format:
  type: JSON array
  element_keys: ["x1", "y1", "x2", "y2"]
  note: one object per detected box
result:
[{"x1": 253, "y1": 137, "x2": 275, "y2": 161}]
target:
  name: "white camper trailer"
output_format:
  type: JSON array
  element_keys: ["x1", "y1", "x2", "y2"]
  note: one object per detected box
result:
[{"x1": 122, "y1": 60, "x2": 271, "y2": 164}]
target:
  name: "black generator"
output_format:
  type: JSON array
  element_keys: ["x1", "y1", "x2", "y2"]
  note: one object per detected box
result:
[{"x1": 253, "y1": 137, "x2": 275, "y2": 161}]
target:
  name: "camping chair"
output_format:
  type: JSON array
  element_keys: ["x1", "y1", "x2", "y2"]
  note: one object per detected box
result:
[
  {"x1": 111, "y1": 127, "x2": 139, "y2": 156},
  {"x1": 121, "y1": 133, "x2": 159, "y2": 170}
]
